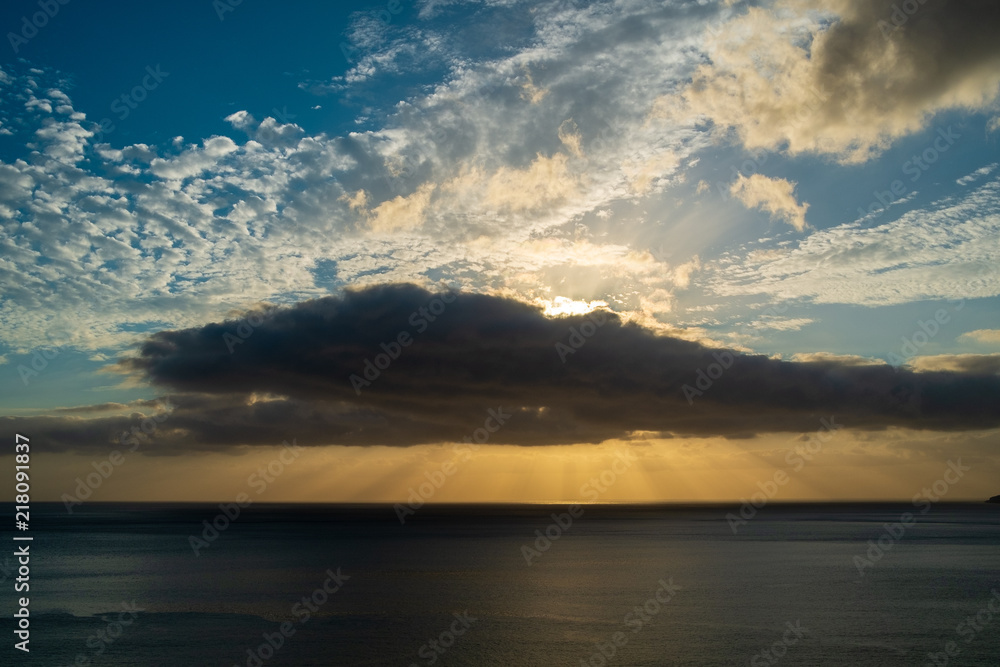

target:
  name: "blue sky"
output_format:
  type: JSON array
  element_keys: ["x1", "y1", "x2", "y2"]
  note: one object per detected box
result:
[{"x1": 1, "y1": 0, "x2": 999, "y2": 501}]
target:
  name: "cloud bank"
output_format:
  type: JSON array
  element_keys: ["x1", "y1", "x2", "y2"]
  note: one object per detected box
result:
[{"x1": 7, "y1": 285, "x2": 1000, "y2": 454}]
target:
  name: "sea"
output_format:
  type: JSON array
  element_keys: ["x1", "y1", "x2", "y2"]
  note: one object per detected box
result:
[{"x1": 3, "y1": 502, "x2": 999, "y2": 666}]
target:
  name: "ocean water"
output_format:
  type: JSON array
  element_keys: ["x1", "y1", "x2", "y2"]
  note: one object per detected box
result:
[{"x1": 4, "y1": 502, "x2": 1000, "y2": 666}]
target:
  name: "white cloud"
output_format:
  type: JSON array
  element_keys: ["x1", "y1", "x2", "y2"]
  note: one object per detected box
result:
[
  {"x1": 729, "y1": 174, "x2": 809, "y2": 231},
  {"x1": 957, "y1": 163, "x2": 999, "y2": 186},
  {"x1": 149, "y1": 136, "x2": 239, "y2": 180},
  {"x1": 224, "y1": 110, "x2": 256, "y2": 130},
  {"x1": 33, "y1": 117, "x2": 92, "y2": 162}
]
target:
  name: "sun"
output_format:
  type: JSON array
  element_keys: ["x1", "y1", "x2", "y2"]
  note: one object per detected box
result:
[{"x1": 537, "y1": 296, "x2": 609, "y2": 317}]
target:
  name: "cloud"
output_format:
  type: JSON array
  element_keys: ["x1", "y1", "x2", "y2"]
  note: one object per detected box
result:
[
  {"x1": 149, "y1": 136, "x2": 239, "y2": 180},
  {"x1": 671, "y1": 256, "x2": 701, "y2": 290},
  {"x1": 224, "y1": 110, "x2": 256, "y2": 131},
  {"x1": 484, "y1": 153, "x2": 577, "y2": 212},
  {"x1": 960, "y1": 329, "x2": 1000, "y2": 345},
  {"x1": 623, "y1": 150, "x2": 680, "y2": 195},
  {"x1": 671, "y1": 0, "x2": 1000, "y2": 163},
  {"x1": 51, "y1": 399, "x2": 166, "y2": 415},
  {"x1": 369, "y1": 182, "x2": 436, "y2": 232},
  {"x1": 8, "y1": 285, "x2": 1000, "y2": 454},
  {"x1": 254, "y1": 117, "x2": 306, "y2": 149},
  {"x1": 519, "y1": 68, "x2": 549, "y2": 104},
  {"x1": 750, "y1": 317, "x2": 814, "y2": 332},
  {"x1": 0, "y1": 3, "x2": 716, "y2": 353},
  {"x1": 908, "y1": 353, "x2": 1000, "y2": 375},
  {"x1": 557, "y1": 119, "x2": 584, "y2": 159},
  {"x1": 957, "y1": 163, "x2": 999, "y2": 186},
  {"x1": 713, "y1": 178, "x2": 1000, "y2": 306},
  {"x1": 729, "y1": 174, "x2": 809, "y2": 231},
  {"x1": 34, "y1": 117, "x2": 92, "y2": 163},
  {"x1": 790, "y1": 352, "x2": 887, "y2": 366}
]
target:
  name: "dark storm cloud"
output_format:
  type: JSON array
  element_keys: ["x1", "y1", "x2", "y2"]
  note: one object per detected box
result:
[{"x1": 7, "y1": 284, "x2": 999, "y2": 454}]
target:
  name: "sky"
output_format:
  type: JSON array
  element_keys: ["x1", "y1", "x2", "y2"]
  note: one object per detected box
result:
[{"x1": 1, "y1": 0, "x2": 999, "y2": 504}]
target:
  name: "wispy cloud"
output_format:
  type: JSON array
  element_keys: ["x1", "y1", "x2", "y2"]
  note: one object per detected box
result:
[
  {"x1": 712, "y1": 179, "x2": 1000, "y2": 306},
  {"x1": 957, "y1": 163, "x2": 999, "y2": 186}
]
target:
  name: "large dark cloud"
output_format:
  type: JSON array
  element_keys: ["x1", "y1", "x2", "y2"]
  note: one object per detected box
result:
[{"x1": 6, "y1": 284, "x2": 1000, "y2": 453}]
